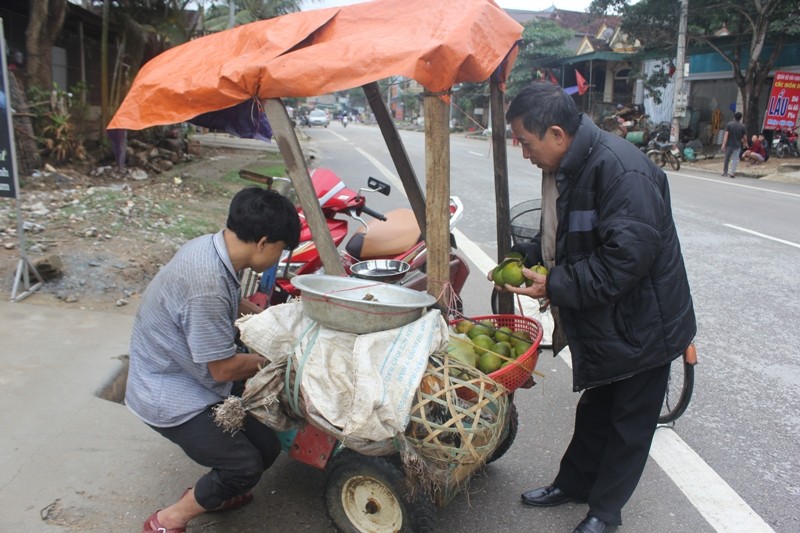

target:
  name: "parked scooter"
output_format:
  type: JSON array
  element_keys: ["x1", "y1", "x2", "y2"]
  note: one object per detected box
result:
[
  {"x1": 773, "y1": 128, "x2": 800, "y2": 158},
  {"x1": 240, "y1": 168, "x2": 470, "y2": 313}
]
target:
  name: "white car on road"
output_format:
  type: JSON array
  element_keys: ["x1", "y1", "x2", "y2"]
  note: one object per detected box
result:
[{"x1": 308, "y1": 109, "x2": 329, "y2": 127}]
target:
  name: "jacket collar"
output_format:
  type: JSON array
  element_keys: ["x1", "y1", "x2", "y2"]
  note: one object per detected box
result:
[{"x1": 558, "y1": 114, "x2": 599, "y2": 180}]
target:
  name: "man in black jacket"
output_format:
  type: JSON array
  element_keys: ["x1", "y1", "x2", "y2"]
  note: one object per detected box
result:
[{"x1": 499, "y1": 82, "x2": 696, "y2": 533}]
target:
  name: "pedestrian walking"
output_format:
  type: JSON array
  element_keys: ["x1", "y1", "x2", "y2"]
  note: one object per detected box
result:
[{"x1": 721, "y1": 112, "x2": 747, "y2": 178}]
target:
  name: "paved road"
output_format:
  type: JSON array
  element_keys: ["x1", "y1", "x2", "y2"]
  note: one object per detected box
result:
[{"x1": 2, "y1": 124, "x2": 797, "y2": 532}]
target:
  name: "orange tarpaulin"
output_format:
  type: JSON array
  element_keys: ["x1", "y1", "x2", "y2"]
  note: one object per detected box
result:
[{"x1": 108, "y1": 0, "x2": 522, "y2": 131}]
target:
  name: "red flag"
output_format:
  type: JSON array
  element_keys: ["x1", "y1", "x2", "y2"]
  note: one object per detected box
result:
[
  {"x1": 575, "y1": 69, "x2": 588, "y2": 95},
  {"x1": 668, "y1": 60, "x2": 676, "y2": 77},
  {"x1": 547, "y1": 68, "x2": 558, "y2": 85}
]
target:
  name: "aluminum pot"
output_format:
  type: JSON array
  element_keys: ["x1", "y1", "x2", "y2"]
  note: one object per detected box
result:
[{"x1": 291, "y1": 274, "x2": 437, "y2": 334}]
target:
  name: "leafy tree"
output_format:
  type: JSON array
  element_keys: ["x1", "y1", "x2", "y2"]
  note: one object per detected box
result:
[
  {"x1": 25, "y1": 0, "x2": 68, "y2": 90},
  {"x1": 203, "y1": 0, "x2": 314, "y2": 31},
  {"x1": 590, "y1": 0, "x2": 800, "y2": 136},
  {"x1": 507, "y1": 19, "x2": 574, "y2": 98}
]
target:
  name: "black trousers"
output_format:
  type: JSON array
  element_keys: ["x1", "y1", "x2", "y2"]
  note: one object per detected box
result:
[
  {"x1": 554, "y1": 363, "x2": 670, "y2": 525},
  {"x1": 150, "y1": 406, "x2": 281, "y2": 510}
]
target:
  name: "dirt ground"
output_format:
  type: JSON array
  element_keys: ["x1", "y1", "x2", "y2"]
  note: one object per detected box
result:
[{"x1": 1, "y1": 146, "x2": 276, "y2": 314}]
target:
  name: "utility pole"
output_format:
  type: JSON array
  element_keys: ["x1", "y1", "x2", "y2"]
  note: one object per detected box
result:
[{"x1": 670, "y1": 0, "x2": 689, "y2": 143}]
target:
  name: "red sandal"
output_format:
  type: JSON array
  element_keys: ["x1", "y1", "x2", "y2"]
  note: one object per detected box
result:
[{"x1": 141, "y1": 510, "x2": 186, "y2": 533}]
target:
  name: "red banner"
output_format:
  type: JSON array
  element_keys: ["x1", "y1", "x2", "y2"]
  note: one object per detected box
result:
[{"x1": 762, "y1": 71, "x2": 800, "y2": 131}]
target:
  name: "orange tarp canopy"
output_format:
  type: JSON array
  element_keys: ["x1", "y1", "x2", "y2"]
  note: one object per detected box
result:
[{"x1": 108, "y1": 0, "x2": 522, "y2": 131}]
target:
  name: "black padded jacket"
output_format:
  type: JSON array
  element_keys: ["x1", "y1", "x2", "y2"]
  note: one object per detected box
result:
[{"x1": 516, "y1": 115, "x2": 696, "y2": 391}]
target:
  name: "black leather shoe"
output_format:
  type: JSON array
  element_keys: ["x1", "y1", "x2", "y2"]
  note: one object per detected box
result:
[
  {"x1": 572, "y1": 514, "x2": 617, "y2": 533},
  {"x1": 520, "y1": 484, "x2": 576, "y2": 507}
]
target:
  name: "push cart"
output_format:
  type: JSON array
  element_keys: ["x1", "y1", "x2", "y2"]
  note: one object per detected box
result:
[{"x1": 265, "y1": 310, "x2": 543, "y2": 533}]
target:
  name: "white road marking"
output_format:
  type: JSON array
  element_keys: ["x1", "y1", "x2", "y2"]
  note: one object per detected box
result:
[
  {"x1": 650, "y1": 429, "x2": 776, "y2": 532},
  {"x1": 670, "y1": 171, "x2": 800, "y2": 198},
  {"x1": 468, "y1": 150, "x2": 487, "y2": 157},
  {"x1": 724, "y1": 223, "x2": 800, "y2": 250},
  {"x1": 327, "y1": 129, "x2": 349, "y2": 141}
]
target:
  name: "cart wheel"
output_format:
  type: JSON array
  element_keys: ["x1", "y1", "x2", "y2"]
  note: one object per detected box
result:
[
  {"x1": 324, "y1": 450, "x2": 436, "y2": 533},
  {"x1": 658, "y1": 359, "x2": 694, "y2": 424},
  {"x1": 486, "y1": 401, "x2": 518, "y2": 464}
]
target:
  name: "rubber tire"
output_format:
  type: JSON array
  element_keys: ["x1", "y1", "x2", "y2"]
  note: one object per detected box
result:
[
  {"x1": 486, "y1": 401, "x2": 518, "y2": 464},
  {"x1": 658, "y1": 360, "x2": 695, "y2": 424},
  {"x1": 667, "y1": 151, "x2": 681, "y2": 171},
  {"x1": 647, "y1": 150, "x2": 666, "y2": 168},
  {"x1": 324, "y1": 450, "x2": 437, "y2": 533}
]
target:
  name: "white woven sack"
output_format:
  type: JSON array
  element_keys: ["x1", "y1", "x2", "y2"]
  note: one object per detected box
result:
[{"x1": 236, "y1": 302, "x2": 448, "y2": 443}]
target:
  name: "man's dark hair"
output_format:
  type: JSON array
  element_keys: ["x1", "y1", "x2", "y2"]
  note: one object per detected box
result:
[
  {"x1": 227, "y1": 186, "x2": 300, "y2": 249},
  {"x1": 734, "y1": 112, "x2": 743, "y2": 121},
  {"x1": 506, "y1": 82, "x2": 581, "y2": 138}
]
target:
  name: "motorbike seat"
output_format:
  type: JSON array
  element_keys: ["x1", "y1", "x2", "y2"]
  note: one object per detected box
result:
[{"x1": 345, "y1": 208, "x2": 422, "y2": 260}]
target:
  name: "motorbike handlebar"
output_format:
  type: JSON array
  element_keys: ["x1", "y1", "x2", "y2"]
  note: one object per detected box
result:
[{"x1": 361, "y1": 205, "x2": 387, "y2": 221}]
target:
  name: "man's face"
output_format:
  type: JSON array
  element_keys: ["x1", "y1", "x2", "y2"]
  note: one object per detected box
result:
[
  {"x1": 510, "y1": 117, "x2": 570, "y2": 172},
  {"x1": 251, "y1": 239, "x2": 288, "y2": 273}
]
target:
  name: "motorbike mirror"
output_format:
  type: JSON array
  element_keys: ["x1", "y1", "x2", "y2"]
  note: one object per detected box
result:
[{"x1": 367, "y1": 177, "x2": 391, "y2": 196}]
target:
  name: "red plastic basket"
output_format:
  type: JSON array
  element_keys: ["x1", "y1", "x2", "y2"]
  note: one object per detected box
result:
[{"x1": 449, "y1": 314, "x2": 543, "y2": 399}]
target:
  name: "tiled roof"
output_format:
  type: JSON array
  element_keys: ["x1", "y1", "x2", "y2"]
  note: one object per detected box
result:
[{"x1": 505, "y1": 7, "x2": 622, "y2": 38}]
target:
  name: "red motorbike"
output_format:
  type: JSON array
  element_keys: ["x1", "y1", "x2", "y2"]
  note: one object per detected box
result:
[{"x1": 241, "y1": 167, "x2": 470, "y2": 313}]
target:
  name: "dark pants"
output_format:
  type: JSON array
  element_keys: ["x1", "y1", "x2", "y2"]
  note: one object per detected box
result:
[
  {"x1": 554, "y1": 363, "x2": 670, "y2": 526},
  {"x1": 150, "y1": 406, "x2": 281, "y2": 510}
]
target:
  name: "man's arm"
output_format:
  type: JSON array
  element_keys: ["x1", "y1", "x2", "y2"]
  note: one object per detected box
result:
[
  {"x1": 721, "y1": 130, "x2": 729, "y2": 150},
  {"x1": 207, "y1": 352, "x2": 266, "y2": 382},
  {"x1": 238, "y1": 297, "x2": 264, "y2": 317}
]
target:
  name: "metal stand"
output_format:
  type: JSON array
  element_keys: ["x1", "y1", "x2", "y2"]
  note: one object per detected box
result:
[
  {"x1": 10, "y1": 199, "x2": 43, "y2": 302},
  {"x1": 11, "y1": 259, "x2": 43, "y2": 302}
]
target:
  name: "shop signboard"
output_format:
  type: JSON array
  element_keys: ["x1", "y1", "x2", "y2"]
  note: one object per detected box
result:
[{"x1": 762, "y1": 71, "x2": 800, "y2": 131}]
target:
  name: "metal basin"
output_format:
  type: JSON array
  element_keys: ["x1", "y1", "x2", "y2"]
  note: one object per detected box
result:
[
  {"x1": 291, "y1": 274, "x2": 437, "y2": 334},
  {"x1": 350, "y1": 259, "x2": 410, "y2": 283}
]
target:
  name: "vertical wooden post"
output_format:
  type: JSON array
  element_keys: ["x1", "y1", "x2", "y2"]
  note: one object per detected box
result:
[
  {"x1": 263, "y1": 98, "x2": 345, "y2": 276},
  {"x1": 423, "y1": 92, "x2": 451, "y2": 306},
  {"x1": 491, "y1": 82, "x2": 513, "y2": 314},
  {"x1": 363, "y1": 82, "x2": 427, "y2": 236}
]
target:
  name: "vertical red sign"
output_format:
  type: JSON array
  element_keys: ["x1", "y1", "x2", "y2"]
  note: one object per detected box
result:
[{"x1": 762, "y1": 71, "x2": 800, "y2": 131}]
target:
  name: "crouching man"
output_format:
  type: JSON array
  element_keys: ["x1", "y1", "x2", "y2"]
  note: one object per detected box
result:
[{"x1": 126, "y1": 186, "x2": 300, "y2": 533}]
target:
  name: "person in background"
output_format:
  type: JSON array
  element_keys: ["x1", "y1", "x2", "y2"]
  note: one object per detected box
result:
[
  {"x1": 496, "y1": 82, "x2": 696, "y2": 533},
  {"x1": 760, "y1": 133, "x2": 770, "y2": 161},
  {"x1": 742, "y1": 134, "x2": 766, "y2": 165},
  {"x1": 721, "y1": 111, "x2": 747, "y2": 178},
  {"x1": 127, "y1": 186, "x2": 300, "y2": 533}
]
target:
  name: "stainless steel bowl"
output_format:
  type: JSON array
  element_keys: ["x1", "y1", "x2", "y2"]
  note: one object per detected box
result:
[
  {"x1": 291, "y1": 274, "x2": 436, "y2": 334},
  {"x1": 350, "y1": 259, "x2": 410, "y2": 283}
]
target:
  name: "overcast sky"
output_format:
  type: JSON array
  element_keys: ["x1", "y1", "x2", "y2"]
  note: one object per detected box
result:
[{"x1": 300, "y1": 0, "x2": 594, "y2": 13}]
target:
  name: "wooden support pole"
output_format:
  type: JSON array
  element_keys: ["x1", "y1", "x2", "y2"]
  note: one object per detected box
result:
[
  {"x1": 263, "y1": 98, "x2": 345, "y2": 276},
  {"x1": 490, "y1": 82, "x2": 513, "y2": 314},
  {"x1": 423, "y1": 92, "x2": 451, "y2": 306},
  {"x1": 363, "y1": 82, "x2": 427, "y2": 236}
]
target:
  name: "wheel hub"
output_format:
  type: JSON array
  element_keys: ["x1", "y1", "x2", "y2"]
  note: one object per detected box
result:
[{"x1": 341, "y1": 474, "x2": 403, "y2": 531}]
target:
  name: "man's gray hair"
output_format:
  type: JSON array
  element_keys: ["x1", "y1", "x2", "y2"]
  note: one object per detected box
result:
[{"x1": 506, "y1": 82, "x2": 581, "y2": 138}]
